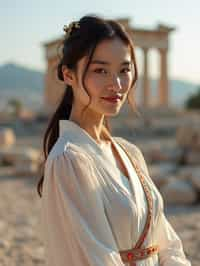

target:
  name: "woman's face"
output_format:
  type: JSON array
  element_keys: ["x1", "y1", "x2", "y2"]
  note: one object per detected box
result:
[{"x1": 73, "y1": 37, "x2": 135, "y2": 117}]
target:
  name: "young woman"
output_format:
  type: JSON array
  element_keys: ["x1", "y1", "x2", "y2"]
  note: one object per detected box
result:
[{"x1": 37, "y1": 15, "x2": 191, "y2": 266}]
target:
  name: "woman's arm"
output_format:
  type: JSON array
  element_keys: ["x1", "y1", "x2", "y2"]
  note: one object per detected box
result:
[
  {"x1": 154, "y1": 210, "x2": 191, "y2": 266},
  {"x1": 41, "y1": 144, "x2": 124, "y2": 266}
]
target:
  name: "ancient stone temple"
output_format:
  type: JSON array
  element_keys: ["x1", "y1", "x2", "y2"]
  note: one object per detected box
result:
[{"x1": 42, "y1": 18, "x2": 175, "y2": 111}]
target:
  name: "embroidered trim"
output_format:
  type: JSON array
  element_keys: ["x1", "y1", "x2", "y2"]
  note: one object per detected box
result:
[
  {"x1": 114, "y1": 139, "x2": 153, "y2": 249},
  {"x1": 119, "y1": 244, "x2": 159, "y2": 263}
]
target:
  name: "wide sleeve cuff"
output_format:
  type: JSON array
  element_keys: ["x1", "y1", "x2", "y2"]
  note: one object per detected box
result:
[{"x1": 154, "y1": 211, "x2": 191, "y2": 266}]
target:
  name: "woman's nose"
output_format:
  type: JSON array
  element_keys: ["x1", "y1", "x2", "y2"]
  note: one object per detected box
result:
[{"x1": 107, "y1": 74, "x2": 122, "y2": 91}]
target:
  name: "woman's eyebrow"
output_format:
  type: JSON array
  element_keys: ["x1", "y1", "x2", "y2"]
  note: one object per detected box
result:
[{"x1": 90, "y1": 60, "x2": 131, "y2": 65}]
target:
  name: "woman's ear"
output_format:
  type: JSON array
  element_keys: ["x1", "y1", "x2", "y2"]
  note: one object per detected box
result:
[{"x1": 62, "y1": 65, "x2": 75, "y2": 86}]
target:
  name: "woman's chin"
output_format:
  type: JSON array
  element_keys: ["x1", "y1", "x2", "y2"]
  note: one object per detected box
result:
[
  {"x1": 103, "y1": 109, "x2": 121, "y2": 116},
  {"x1": 93, "y1": 104, "x2": 122, "y2": 116}
]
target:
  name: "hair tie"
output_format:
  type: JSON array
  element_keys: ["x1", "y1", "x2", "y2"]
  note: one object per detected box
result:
[{"x1": 63, "y1": 21, "x2": 80, "y2": 39}]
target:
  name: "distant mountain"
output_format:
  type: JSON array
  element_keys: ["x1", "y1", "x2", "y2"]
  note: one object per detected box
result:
[
  {"x1": 0, "y1": 62, "x2": 44, "y2": 90},
  {"x1": 0, "y1": 62, "x2": 44, "y2": 111},
  {"x1": 0, "y1": 62, "x2": 199, "y2": 111}
]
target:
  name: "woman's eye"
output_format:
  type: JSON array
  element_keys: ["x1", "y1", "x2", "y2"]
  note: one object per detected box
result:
[
  {"x1": 121, "y1": 68, "x2": 131, "y2": 73},
  {"x1": 93, "y1": 68, "x2": 131, "y2": 74},
  {"x1": 94, "y1": 68, "x2": 107, "y2": 74}
]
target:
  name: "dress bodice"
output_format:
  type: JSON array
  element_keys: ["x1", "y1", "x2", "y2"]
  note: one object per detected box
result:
[{"x1": 99, "y1": 140, "x2": 134, "y2": 193}]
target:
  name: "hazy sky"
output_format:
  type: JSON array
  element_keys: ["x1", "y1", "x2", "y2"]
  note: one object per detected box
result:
[{"x1": 1, "y1": 0, "x2": 199, "y2": 84}]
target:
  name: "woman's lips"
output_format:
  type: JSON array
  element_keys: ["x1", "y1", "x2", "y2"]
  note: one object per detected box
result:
[{"x1": 101, "y1": 96, "x2": 122, "y2": 103}]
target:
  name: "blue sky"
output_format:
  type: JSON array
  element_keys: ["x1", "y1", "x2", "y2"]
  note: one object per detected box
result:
[{"x1": 1, "y1": 0, "x2": 199, "y2": 84}]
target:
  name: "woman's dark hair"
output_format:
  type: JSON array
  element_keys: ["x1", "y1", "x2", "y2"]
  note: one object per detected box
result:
[{"x1": 37, "y1": 14, "x2": 138, "y2": 197}]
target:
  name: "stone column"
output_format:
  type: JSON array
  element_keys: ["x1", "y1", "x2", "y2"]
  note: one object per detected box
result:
[
  {"x1": 158, "y1": 48, "x2": 169, "y2": 106},
  {"x1": 141, "y1": 47, "x2": 150, "y2": 107}
]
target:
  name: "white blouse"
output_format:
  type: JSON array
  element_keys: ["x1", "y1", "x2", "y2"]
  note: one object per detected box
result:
[
  {"x1": 41, "y1": 119, "x2": 191, "y2": 266},
  {"x1": 99, "y1": 140, "x2": 132, "y2": 193}
]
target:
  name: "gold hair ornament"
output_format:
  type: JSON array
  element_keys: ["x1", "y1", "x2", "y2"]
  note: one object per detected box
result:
[{"x1": 63, "y1": 21, "x2": 80, "y2": 39}]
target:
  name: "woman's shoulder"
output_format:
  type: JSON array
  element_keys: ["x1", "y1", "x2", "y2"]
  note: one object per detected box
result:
[
  {"x1": 44, "y1": 140, "x2": 94, "y2": 186},
  {"x1": 113, "y1": 136, "x2": 149, "y2": 175},
  {"x1": 113, "y1": 136, "x2": 143, "y2": 158},
  {"x1": 46, "y1": 136, "x2": 88, "y2": 164}
]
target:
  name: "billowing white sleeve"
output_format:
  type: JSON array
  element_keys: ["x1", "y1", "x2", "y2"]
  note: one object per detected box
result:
[
  {"x1": 154, "y1": 210, "x2": 191, "y2": 266},
  {"x1": 41, "y1": 145, "x2": 124, "y2": 266}
]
